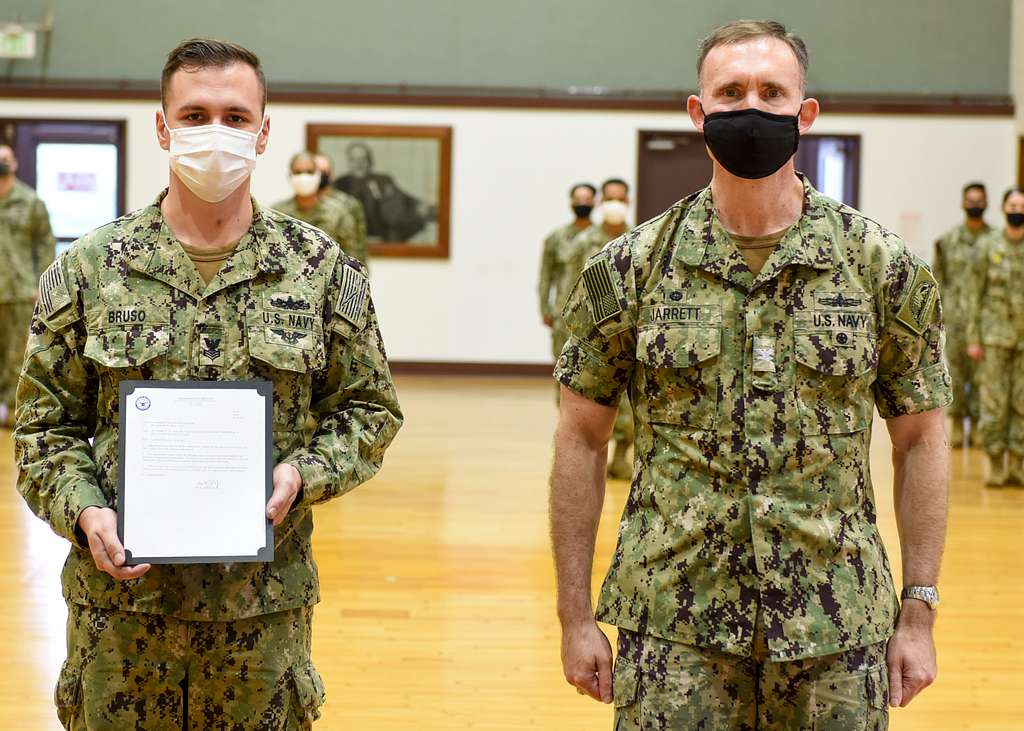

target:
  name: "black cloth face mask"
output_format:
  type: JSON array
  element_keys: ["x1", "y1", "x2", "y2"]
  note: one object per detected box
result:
[
  {"x1": 319, "y1": 172, "x2": 331, "y2": 190},
  {"x1": 0, "y1": 161, "x2": 10, "y2": 177},
  {"x1": 965, "y1": 206, "x2": 986, "y2": 219},
  {"x1": 1007, "y1": 212, "x2": 1024, "y2": 227},
  {"x1": 701, "y1": 107, "x2": 801, "y2": 180},
  {"x1": 573, "y1": 204, "x2": 594, "y2": 219}
]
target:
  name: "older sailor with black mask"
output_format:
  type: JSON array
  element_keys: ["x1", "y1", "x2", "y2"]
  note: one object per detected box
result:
[{"x1": 550, "y1": 18, "x2": 950, "y2": 730}]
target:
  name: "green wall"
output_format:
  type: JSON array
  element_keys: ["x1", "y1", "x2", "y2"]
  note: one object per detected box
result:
[{"x1": 2, "y1": 0, "x2": 1012, "y2": 96}]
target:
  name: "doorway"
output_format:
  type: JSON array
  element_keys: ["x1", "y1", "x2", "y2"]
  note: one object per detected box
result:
[
  {"x1": 636, "y1": 130, "x2": 861, "y2": 223},
  {"x1": 0, "y1": 118, "x2": 126, "y2": 255}
]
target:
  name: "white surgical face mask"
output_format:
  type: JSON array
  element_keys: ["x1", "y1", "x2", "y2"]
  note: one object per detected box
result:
[
  {"x1": 601, "y1": 199, "x2": 629, "y2": 226},
  {"x1": 289, "y1": 172, "x2": 321, "y2": 197},
  {"x1": 164, "y1": 116, "x2": 264, "y2": 203}
]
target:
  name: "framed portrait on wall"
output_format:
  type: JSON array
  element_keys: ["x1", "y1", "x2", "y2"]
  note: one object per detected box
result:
[{"x1": 308, "y1": 124, "x2": 452, "y2": 259}]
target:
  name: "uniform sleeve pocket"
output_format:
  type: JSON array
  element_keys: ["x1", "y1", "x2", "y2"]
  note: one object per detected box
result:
[
  {"x1": 290, "y1": 661, "x2": 326, "y2": 722},
  {"x1": 612, "y1": 655, "x2": 639, "y2": 709}
]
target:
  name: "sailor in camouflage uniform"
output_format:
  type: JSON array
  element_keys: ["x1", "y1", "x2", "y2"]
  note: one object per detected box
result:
[
  {"x1": 932, "y1": 182, "x2": 989, "y2": 446},
  {"x1": 314, "y1": 152, "x2": 370, "y2": 267},
  {"x1": 272, "y1": 151, "x2": 367, "y2": 266},
  {"x1": 570, "y1": 179, "x2": 635, "y2": 479},
  {"x1": 550, "y1": 21, "x2": 950, "y2": 731},
  {"x1": 539, "y1": 183, "x2": 596, "y2": 364},
  {"x1": 0, "y1": 144, "x2": 56, "y2": 425},
  {"x1": 14, "y1": 39, "x2": 402, "y2": 730},
  {"x1": 967, "y1": 187, "x2": 1024, "y2": 486}
]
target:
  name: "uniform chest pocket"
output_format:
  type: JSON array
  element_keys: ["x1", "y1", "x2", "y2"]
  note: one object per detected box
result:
[
  {"x1": 794, "y1": 329, "x2": 877, "y2": 435},
  {"x1": 637, "y1": 325, "x2": 721, "y2": 430},
  {"x1": 83, "y1": 326, "x2": 172, "y2": 423},
  {"x1": 246, "y1": 320, "x2": 327, "y2": 441}
]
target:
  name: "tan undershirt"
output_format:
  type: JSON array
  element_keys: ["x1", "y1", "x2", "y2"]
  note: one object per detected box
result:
[
  {"x1": 729, "y1": 227, "x2": 790, "y2": 277},
  {"x1": 179, "y1": 241, "x2": 239, "y2": 284}
]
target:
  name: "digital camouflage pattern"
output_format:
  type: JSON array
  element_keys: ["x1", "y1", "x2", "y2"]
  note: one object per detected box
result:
[
  {"x1": 570, "y1": 223, "x2": 635, "y2": 446},
  {"x1": 967, "y1": 228, "x2": 1024, "y2": 456},
  {"x1": 555, "y1": 178, "x2": 951, "y2": 661},
  {"x1": 0, "y1": 179, "x2": 56, "y2": 409},
  {"x1": 272, "y1": 194, "x2": 368, "y2": 266},
  {"x1": 613, "y1": 628, "x2": 888, "y2": 730},
  {"x1": 933, "y1": 222, "x2": 987, "y2": 422},
  {"x1": 538, "y1": 221, "x2": 589, "y2": 358},
  {"x1": 15, "y1": 190, "x2": 403, "y2": 622},
  {"x1": 323, "y1": 187, "x2": 369, "y2": 266},
  {"x1": 56, "y1": 604, "x2": 323, "y2": 730}
]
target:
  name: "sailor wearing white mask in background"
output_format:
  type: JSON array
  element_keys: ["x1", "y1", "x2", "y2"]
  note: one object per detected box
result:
[
  {"x1": 271, "y1": 150, "x2": 363, "y2": 263},
  {"x1": 565, "y1": 178, "x2": 636, "y2": 480}
]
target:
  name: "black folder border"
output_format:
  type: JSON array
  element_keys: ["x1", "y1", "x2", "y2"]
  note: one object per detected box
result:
[{"x1": 117, "y1": 380, "x2": 274, "y2": 565}]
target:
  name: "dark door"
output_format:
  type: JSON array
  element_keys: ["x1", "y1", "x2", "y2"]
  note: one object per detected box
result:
[
  {"x1": 636, "y1": 131, "x2": 712, "y2": 223},
  {"x1": 636, "y1": 131, "x2": 862, "y2": 222}
]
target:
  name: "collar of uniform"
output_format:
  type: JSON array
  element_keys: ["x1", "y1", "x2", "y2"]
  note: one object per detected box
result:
[
  {"x1": 127, "y1": 190, "x2": 286, "y2": 296},
  {"x1": 673, "y1": 175, "x2": 834, "y2": 274}
]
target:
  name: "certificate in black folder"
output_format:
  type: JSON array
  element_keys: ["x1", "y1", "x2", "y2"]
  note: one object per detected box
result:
[{"x1": 117, "y1": 380, "x2": 274, "y2": 565}]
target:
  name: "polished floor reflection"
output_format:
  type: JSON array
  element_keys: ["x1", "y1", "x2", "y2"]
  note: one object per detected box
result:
[{"x1": 1, "y1": 375, "x2": 1020, "y2": 730}]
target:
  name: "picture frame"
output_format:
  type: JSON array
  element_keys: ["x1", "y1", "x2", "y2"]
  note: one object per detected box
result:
[{"x1": 308, "y1": 123, "x2": 452, "y2": 259}]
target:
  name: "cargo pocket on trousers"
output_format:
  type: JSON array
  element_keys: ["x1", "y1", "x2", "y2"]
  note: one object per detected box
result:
[
  {"x1": 54, "y1": 661, "x2": 82, "y2": 729},
  {"x1": 612, "y1": 655, "x2": 641, "y2": 730},
  {"x1": 864, "y1": 664, "x2": 889, "y2": 730},
  {"x1": 812, "y1": 663, "x2": 888, "y2": 731},
  {"x1": 290, "y1": 661, "x2": 326, "y2": 727}
]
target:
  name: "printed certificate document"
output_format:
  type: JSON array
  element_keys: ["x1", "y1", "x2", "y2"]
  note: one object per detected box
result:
[{"x1": 117, "y1": 380, "x2": 274, "y2": 564}]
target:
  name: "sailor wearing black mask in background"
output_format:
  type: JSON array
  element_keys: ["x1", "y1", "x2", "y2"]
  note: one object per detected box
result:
[
  {"x1": 967, "y1": 187, "x2": 1024, "y2": 486},
  {"x1": 933, "y1": 182, "x2": 990, "y2": 448}
]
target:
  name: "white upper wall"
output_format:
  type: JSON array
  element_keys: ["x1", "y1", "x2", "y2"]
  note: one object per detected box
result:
[{"x1": 2, "y1": 98, "x2": 1016, "y2": 363}]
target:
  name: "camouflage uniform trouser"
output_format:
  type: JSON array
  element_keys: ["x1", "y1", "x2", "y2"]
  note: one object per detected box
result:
[
  {"x1": 945, "y1": 327, "x2": 977, "y2": 422},
  {"x1": 55, "y1": 603, "x2": 325, "y2": 730},
  {"x1": 977, "y1": 345, "x2": 1024, "y2": 456},
  {"x1": 613, "y1": 629, "x2": 888, "y2": 730},
  {"x1": 0, "y1": 300, "x2": 33, "y2": 411}
]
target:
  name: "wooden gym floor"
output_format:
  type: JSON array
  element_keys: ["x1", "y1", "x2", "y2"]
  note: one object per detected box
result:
[{"x1": 1, "y1": 374, "x2": 1021, "y2": 730}]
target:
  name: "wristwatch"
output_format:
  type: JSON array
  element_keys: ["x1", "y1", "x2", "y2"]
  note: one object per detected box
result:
[{"x1": 901, "y1": 586, "x2": 939, "y2": 610}]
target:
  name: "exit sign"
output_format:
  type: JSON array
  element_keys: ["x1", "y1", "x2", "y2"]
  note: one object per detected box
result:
[{"x1": 0, "y1": 29, "x2": 36, "y2": 59}]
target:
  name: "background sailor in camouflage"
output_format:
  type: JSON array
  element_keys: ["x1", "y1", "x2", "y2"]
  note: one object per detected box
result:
[
  {"x1": 15, "y1": 39, "x2": 402, "y2": 730},
  {"x1": 550, "y1": 21, "x2": 950, "y2": 731},
  {"x1": 538, "y1": 182, "x2": 595, "y2": 365},
  {"x1": 933, "y1": 182, "x2": 989, "y2": 446},
  {"x1": 569, "y1": 178, "x2": 635, "y2": 479},
  {"x1": 272, "y1": 150, "x2": 367, "y2": 265},
  {"x1": 314, "y1": 152, "x2": 370, "y2": 266},
  {"x1": 967, "y1": 187, "x2": 1024, "y2": 486},
  {"x1": 0, "y1": 144, "x2": 56, "y2": 426}
]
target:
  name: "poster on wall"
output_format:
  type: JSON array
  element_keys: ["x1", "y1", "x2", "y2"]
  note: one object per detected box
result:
[
  {"x1": 35, "y1": 142, "x2": 119, "y2": 245},
  {"x1": 308, "y1": 124, "x2": 452, "y2": 259}
]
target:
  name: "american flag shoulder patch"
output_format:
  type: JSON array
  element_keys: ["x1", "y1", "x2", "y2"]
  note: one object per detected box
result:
[
  {"x1": 581, "y1": 257, "x2": 622, "y2": 324},
  {"x1": 39, "y1": 257, "x2": 72, "y2": 320},
  {"x1": 336, "y1": 264, "x2": 369, "y2": 328}
]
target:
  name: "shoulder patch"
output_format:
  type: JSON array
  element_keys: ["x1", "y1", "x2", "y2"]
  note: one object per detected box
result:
[
  {"x1": 335, "y1": 264, "x2": 369, "y2": 329},
  {"x1": 581, "y1": 257, "x2": 623, "y2": 325},
  {"x1": 38, "y1": 257, "x2": 72, "y2": 320},
  {"x1": 895, "y1": 265, "x2": 938, "y2": 335}
]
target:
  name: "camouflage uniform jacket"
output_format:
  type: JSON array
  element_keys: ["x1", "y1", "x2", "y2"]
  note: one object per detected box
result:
[
  {"x1": 555, "y1": 178, "x2": 951, "y2": 661},
  {"x1": 0, "y1": 179, "x2": 56, "y2": 303},
  {"x1": 932, "y1": 222, "x2": 987, "y2": 329},
  {"x1": 271, "y1": 195, "x2": 367, "y2": 266},
  {"x1": 538, "y1": 221, "x2": 587, "y2": 321},
  {"x1": 15, "y1": 190, "x2": 403, "y2": 621},
  {"x1": 967, "y1": 228, "x2": 1024, "y2": 349},
  {"x1": 323, "y1": 188, "x2": 369, "y2": 266}
]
